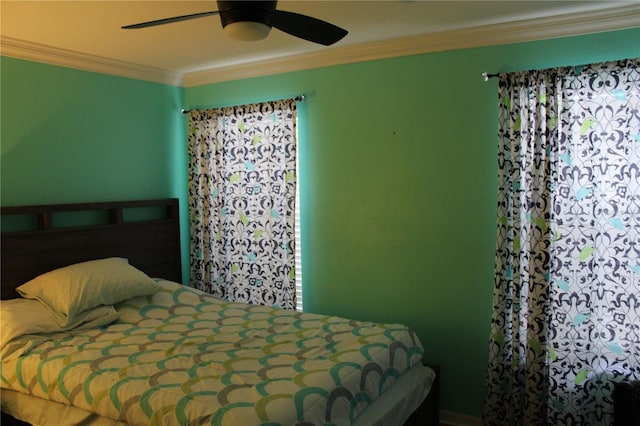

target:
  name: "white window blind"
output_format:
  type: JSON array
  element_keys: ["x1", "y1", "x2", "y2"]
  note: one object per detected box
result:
[{"x1": 294, "y1": 128, "x2": 303, "y2": 312}]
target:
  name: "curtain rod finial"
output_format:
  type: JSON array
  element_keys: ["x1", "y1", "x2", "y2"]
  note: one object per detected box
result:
[{"x1": 482, "y1": 72, "x2": 498, "y2": 82}]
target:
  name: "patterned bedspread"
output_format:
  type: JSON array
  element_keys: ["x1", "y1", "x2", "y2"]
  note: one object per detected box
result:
[{"x1": 1, "y1": 280, "x2": 425, "y2": 425}]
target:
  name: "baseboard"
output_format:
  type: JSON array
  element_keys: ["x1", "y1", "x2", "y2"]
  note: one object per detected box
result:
[{"x1": 439, "y1": 410, "x2": 482, "y2": 426}]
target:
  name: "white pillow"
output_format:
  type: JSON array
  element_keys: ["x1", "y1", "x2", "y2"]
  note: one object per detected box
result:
[
  {"x1": 0, "y1": 299, "x2": 119, "y2": 361},
  {"x1": 0, "y1": 298, "x2": 119, "y2": 345},
  {"x1": 16, "y1": 258, "x2": 159, "y2": 327}
]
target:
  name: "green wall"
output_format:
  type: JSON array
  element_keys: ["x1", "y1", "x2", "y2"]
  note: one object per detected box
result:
[
  {"x1": 1, "y1": 58, "x2": 186, "y2": 205},
  {"x1": 2, "y1": 27, "x2": 639, "y2": 418},
  {"x1": 0, "y1": 58, "x2": 190, "y2": 281},
  {"x1": 184, "y1": 28, "x2": 640, "y2": 417}
]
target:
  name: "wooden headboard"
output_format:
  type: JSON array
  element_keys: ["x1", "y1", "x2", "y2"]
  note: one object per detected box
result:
[{"x1": 1, "y1": 198, "x2": 182, "y2": 299}]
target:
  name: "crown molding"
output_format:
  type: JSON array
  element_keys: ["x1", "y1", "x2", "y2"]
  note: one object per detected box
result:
[
  {"x1": 183, "y1": 4, "x2": 640, "y2": 87},
  {"x1": 1, "y1": 4, "x2": 638, "y2": 88},
  {"x1": 0, "y1": 36, "x2": 183, "y2": 86}
]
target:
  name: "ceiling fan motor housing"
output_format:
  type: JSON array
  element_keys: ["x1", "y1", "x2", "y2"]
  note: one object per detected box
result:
[{"x1": 217, "y1": 0, "x2": 277, "y2": 28}]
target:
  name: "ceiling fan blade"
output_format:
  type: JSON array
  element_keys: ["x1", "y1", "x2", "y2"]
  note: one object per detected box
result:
[
  {"x1": 272, "y1": 10, "x2": 347, "y2": 46},
  {"x1": 122, "y1": 11, "x2": 219, "y2": 29}
]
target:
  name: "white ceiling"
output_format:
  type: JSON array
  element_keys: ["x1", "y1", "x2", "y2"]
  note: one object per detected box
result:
[{"x1": 1, "y1": 1, "x2": 639, "y2": 86}]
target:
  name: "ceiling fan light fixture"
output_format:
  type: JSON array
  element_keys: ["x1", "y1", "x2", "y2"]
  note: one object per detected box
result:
[{"x1": 223, "y1": 21, "x2": 271, "y2": 41}]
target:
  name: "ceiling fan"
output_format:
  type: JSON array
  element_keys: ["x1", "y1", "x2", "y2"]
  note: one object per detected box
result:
[{"x1": 122, "y1": 0, "x2": 348, "y2": 46}]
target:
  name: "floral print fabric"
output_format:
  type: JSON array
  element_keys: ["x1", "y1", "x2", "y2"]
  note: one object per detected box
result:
[
  {"x1": 187, "y1": 99, "x2": 298, "y2": 310},
  {"x1": 484, "y1": 58, "x2": 640, "y2": 425}
]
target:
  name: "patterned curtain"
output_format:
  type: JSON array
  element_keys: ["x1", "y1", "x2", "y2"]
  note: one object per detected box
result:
[
  {"x1": 187, "y1": 99, "x2": 298, "y2": 310},
  {"x1": 484, "y1": 58, "x2": 640, "y2": 425}
]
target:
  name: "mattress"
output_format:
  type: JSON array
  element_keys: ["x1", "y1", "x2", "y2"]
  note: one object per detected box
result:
[{"x1": 1, "y1": 280, "x2": 433, "y2": 425}]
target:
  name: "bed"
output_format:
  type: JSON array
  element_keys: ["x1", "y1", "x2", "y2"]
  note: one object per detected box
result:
[{"x1": 0, "y1": 198, "x2": 438, "y2": 426}]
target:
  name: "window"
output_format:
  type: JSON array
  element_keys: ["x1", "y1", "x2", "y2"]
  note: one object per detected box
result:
[
  {"x1": 187, "y1": 98, "x2": 299, "y2": 310},
  {"x1": 484, "y1": 58, "x2": 640, "y2": 425},
  {"x1": 295, "y1": 142, "x2": 303, "y2": 311}
]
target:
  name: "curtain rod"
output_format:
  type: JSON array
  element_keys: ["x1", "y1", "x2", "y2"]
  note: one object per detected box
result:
[
  {"x1": 481, "y1": 59, "x2": 631, "y2": 81},
  {"x1": 181, "y1": 94, "x2": 305, "y2": 114},
  {"x1": 482, "y1": 72, "x2": 499, "y2": 81}
]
